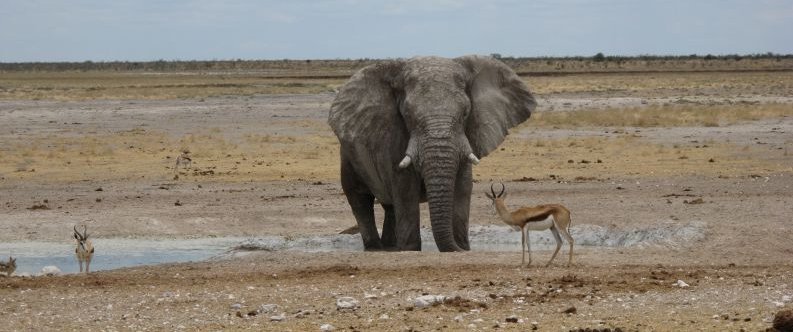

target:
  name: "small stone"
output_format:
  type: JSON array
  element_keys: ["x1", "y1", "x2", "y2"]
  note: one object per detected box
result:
[
  {"x1": 562, "y1": 306, "x2": 577, "y2": 314},
  {"x1": 414, "y1": 294, "x2": 446, "y2": 308},
  {"x1": 454, "y1": 315, "x2": 464, "y2": 322},
  {"x1": 320, "y1": 323, "x2": 335, "y2": 331},
  {"x1": 674, "y1": 280, "x2": 690, "y2": 288},
  {"x1": 230, "y1": 303, "x2": 243, "y2": 310},
  {"x1": 336, "y1": 297, "x2": 359, "y2": 310},
  {"x1": 773, "y1": 309, "x2": 793, "y2": 332},
  {"x1": 257, "y1": 304, "x2": 277, "y2": 314},
  {"x1": 783, "y1": 295, "x2": 792, "y2": 303},
  {"x1": 773, "y1": 301, "x2": 785, "y2": 308},
  {"x1": 379, "y1": 314, "x2": 390, "y2": 320},
  {"x1": 505, "y1": 316, "x2": 519, "y2": 323},
  {"x1": 40, "y1": 266, "x2": 61, "y2": 276},
  {"x1": 270, "y1": 313, "x2": 286, "y2": 321}
]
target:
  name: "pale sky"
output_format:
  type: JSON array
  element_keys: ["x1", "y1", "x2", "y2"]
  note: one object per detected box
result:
[{"x1": 1, "y1": 0, "x2": 791, "y2": 62}]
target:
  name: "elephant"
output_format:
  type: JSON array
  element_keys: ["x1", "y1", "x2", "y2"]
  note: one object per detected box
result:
[{"x1": 328, "y1": 55, "x2": 537, "y2": 252}]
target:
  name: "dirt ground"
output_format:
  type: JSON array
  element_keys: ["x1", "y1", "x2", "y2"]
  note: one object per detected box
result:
[{"x1": 1, "y1": 72, "x2": 793, "y2": 331}]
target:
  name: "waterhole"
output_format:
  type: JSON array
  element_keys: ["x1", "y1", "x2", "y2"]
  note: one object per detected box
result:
[{"x1": 1, "y1": 222, "x2": 704, "y2": 275}]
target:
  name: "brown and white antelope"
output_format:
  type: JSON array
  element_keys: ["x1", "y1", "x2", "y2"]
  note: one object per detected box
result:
[
  {"x1": 0, "y1": 256, "x2": 16, "y2": 277},
  {"x1": 174, "y1": 150, "x2": 192, "y2": 172},
  {"x1": 485, "y1": 183, "x2": 574, "y2": 267},
  {"x1": 73, "y1": 225, "x2": 95, "y2": 273}
]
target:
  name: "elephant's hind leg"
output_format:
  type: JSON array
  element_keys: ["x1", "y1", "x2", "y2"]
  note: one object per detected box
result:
[{"x1": 341, "y1": 162, "x2": 382, "y2": 250}]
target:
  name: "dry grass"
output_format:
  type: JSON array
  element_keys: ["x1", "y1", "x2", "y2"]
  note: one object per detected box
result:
[
  {"x1": 529, "y1": 103, "x2": 793, "y2": 128},
  {"x1": 1, "y1": 121, "x2": 784, "y2": 184},
  {"x1": 3, "y1": 66, "x2": 792, "y2": 101},
  {"x1": 477, "y1": 135, "x2": 782, "y2": 181},
  {"x1": 527, "y1": 71, "x2": 793, "y2": 97},
  {"x1": 0, "y1": 125, "x2": 341, "y2": 183},
  {"x1": 0, "y1": 72, "x2": 343, "y2": 100}
]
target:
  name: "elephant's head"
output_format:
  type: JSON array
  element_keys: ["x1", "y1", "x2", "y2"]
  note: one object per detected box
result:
[{"x1": 329, "y1": 55, "x2": 536, "y2": 251}]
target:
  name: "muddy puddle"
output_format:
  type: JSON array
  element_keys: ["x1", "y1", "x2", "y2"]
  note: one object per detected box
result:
[{"x1": 2, "y1": 222, "x2": 704, "y2": 275}]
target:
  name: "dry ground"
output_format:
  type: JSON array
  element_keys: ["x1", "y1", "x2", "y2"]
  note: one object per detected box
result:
[{"x1": 1, "y1": 68, "x2": 792, "y2": 331}]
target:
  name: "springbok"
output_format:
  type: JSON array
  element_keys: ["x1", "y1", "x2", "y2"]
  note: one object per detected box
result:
[
  {"x1": 0, "y1": 256, "x2": 16, "y2": 276},
  {"x1": 485, "y1": 183, "x2": 574, "y2": 267},
  {"x1": 174, "y1": 150, "x2": 192, "y2": 172},
  {"x1": 73, "y1": 225, "x2": 95, "y2": 273}
]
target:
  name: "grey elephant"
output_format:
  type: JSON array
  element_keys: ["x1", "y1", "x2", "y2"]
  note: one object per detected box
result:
[{"x1": 328, "y1": 55, "x2": 536, "y2": 252}]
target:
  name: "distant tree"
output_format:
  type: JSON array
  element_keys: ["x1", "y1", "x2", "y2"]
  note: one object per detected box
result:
[
  {"x1": 593, "y1": 52, "x2": 605, "y2": 62},
  {"x1": 490, "y1": 53, "x2": 502, "y2": 59}
]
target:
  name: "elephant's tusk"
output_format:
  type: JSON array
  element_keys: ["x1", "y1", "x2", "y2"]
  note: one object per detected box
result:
[
  {"x1": 398, "y1": 156, "x2": 412, "y2": 168},
  {"x1": 468, "y1": 153, "x2": 480, "y2": 165}
]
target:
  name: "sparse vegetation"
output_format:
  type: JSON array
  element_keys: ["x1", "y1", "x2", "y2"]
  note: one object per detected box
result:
[{"x1": 530, "y1": 103, "x2": 793, "y2": 128}]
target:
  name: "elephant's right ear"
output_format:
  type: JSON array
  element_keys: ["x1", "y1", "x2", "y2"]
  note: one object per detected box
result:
[{"x1": 328, "y1": 60, "x2": 406, "y2": 144}]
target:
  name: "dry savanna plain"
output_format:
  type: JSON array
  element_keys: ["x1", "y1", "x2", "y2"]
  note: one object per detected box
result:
[{"x1": 1, "y1": 58, "x2": 793, "y2": 331}]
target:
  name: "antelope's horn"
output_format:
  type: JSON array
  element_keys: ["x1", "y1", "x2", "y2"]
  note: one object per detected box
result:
[
  {"x1": 497, "y1": 182, "x2": 506, "y2": 197},
  {"x1": 490, "y1": 183, "x2": 497, "y2": 198},
  {"x1": 74, "y1": 226, "x2": 83, "y2": 241}
]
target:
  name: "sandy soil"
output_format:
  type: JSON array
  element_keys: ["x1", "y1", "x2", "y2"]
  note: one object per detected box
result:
[{"x1": 1, "y1": 88, "x2": 792, "y2": 331}]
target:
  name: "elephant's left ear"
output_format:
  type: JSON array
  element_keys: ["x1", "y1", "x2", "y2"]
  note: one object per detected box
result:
[{"x1": 455, "y1": 55, "x2": 537, "y2": 158}]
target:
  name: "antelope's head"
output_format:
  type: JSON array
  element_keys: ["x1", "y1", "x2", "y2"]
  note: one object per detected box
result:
[
  {"x1": 484, "y1": 182, "x2": 508, "y2": 209},
  {"x1": 73, "y1": 225, "x2": 91, "y2": 250},
  {"x1": 6, "y1": 256, "x2": 15, "y2": 269}
]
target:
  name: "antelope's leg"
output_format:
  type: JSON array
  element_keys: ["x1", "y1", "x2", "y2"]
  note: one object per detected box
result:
[
  {"x1": 547, "y1": 226, "x2": 563, "y2": 267},
  {"x1": 521, "y1": 226, "x2": 526, "y2": 266},
  {"x1": 559, "y1": 226, "x2": 575, "y2": 266},
  {"x1": 526, "y1": 229, "x2": 532, "y2": 266}
]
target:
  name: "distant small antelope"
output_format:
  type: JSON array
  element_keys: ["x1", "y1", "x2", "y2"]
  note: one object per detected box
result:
[
  {"x1": 73, "y1": 225, "x2": 95, "y2": 273},
  {"x1": 174, "y1": 150, "x2": 192, "y2": 172},
  {"x1": 485, "y1": 183, "x2": 574, "y2": 267},
  {"x1": 0, "y1": 256, "x2": 16, "y2": 277}
]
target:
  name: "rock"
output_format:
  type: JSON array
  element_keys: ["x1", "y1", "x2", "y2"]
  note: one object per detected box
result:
[
  {"x1": 230, "y1": 303, "x2": 243, "y2": 310},
  {"x1": 379, "y1": 314, "x2": 390, "y2": 320},
  {"x1": 505, "y1": 315, "x2": 519, "y2": 323},
  {"x1": 320, "y1": 323, "x2": 335, "y2": 331},
  {"x1": 783, "y1": 295, "x2": 792, "y2": 303},
  {"x1": 336, "y1": 297, "x2": 359, "y2": 310},
  {"x1": 257, "y1": 304, "x2": 278, "y2": 314},
  {"x1": 674, "y1": 280, "x2": 690, "y2": 288},
  {"x1": 773, "y1": 309, "x2": 793, "y2": 332},
  {"x1": 562, "y1": 306, "x2": 577, "y2": 314},
  {"x1": 269, "y1": 313, "x2": 286, "y2": 321},
  {"x1": 773, "y1": 301, "x2": 786, "y2": 308},
  {"x1": 40, "y1": 266, "x2": 61, "y2": 276},
  {"x1": 414, "y1": 294, "x2": 446, "y2": 308}
]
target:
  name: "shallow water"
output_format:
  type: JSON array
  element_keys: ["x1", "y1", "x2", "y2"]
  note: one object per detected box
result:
[
  {"x1": 1, "y1": 222, "x2": 704, "y2": 275},
  {"x1": 0, "y1": 238, "x2": 243, "y2": 274}
]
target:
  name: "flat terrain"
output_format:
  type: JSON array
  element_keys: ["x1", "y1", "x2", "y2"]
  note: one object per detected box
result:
[{"x1": 1, "y1": 64, "x2": 792, "y2": 331}]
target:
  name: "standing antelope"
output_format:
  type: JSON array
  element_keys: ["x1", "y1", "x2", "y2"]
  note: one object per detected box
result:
[
  {"x1": 73, "y1": 225, "x2": 95, "y2": 273},
  {"x1": 485, "y1": 183, "x2": 574, "y2": 267},
  {"x1": 174, "y1": 150, "x2": 192, "y2": 172},
  {"x1": 0, "y1": 256, "x2": 16, "y2": 276}
]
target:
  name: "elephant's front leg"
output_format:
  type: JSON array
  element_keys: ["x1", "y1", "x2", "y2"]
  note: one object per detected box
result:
[
  {"x1": 380, "y1": 204, "x2": 397, "y2": 249},
  {"x1": 452, "y1": 163, "x2": 473, "y2": 250},
  {"x1": 392, "y1": 173, "x2": 422, "y2": 251},
  {"x1": 341, "y1": 162, "x2": 382, "y2": 250}
]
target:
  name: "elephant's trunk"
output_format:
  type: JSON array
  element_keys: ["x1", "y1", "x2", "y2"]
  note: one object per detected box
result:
[{"x1": 421, "y1": 137, "x2": 464, "y2": 252}]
